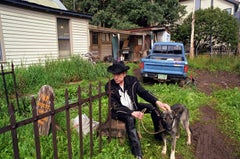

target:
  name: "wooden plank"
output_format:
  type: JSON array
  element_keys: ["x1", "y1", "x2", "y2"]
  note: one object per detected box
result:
[{"x1": 36, "y1": 85, "x2": 55, "y2": 136}]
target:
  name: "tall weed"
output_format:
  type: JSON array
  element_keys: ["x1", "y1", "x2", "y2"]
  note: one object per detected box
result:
[
  {"x1": 188, "y1": 55, "x2": 240, "y2": 72},
  {"x1": 0, "y1": 57, "x2": 109, "y2": 95}
]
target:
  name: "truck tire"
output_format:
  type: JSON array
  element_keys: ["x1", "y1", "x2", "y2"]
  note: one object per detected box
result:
[
  {"x1": 141, "y1": 77, "x2": 149, "y2": 83},
  {"x1": 179, "y1": 79, "x2": 186, "y2": 87}
]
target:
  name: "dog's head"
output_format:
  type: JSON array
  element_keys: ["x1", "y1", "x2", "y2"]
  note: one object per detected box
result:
[
  {"x1": 160, "y1": 110, "x2": 176, "y2": 131},
  {"x1": 159, "y1": 105, "x2": 185, "y2": 131}
]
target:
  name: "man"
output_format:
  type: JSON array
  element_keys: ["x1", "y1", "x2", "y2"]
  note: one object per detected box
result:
[{"x1": 105, "y1": 61, "x2": 170, "y2": 159}]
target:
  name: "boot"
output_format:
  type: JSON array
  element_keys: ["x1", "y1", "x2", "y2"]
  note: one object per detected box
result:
[{"x1": 136, "y1": 155, "x2": 142, "y2": 159}]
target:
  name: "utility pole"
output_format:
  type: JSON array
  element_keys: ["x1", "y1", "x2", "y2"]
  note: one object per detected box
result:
[
  {"x1": 210, "y1": 0, "x2": 213, "y2": 56},
  {"x1": 189, "y1": 0, "x2": 195, "y2": 59},
  {"x1": 73, "y1": 0, "x2": 75, "y2": 11}
]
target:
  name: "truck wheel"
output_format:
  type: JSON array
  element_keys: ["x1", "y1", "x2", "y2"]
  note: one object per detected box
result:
[
  {"x1": 141, "y1": 77, "x2": 149, "y2": 83},
  {"x1": 179, "y1": 80, "x2": 186, "y2": 87}
]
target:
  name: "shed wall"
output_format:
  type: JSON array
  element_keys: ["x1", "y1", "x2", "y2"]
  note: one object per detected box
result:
[{"x1": 101, "y1": 43, "x2": 112, "y2": 60}]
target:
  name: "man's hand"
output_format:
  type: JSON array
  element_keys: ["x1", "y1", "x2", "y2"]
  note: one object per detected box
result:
[
  {"x1": 131, "y1": 111, "x2": 144, "y2": 120},
  {"x1": 156, "y1": 101, "x2": 171, "y2": 111}
]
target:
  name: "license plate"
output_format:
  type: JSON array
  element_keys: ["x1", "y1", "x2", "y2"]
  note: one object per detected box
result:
[{"x1": 157, "y1": 74, "x2": 167, "y2": 80}]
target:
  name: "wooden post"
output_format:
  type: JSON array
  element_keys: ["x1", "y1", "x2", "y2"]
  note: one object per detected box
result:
[
  {"x1": 190, "y1": 0, "x2": 195, "y2": 59},
  {"x1": 36, "y1": 85, "x2": 55, "y2": 136}
]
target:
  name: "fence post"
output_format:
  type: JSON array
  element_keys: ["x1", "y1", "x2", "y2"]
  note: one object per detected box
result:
[
  {"x1": 89, "y1": 83, "x2": 93, "y2": 157},
  {"x1": 98, "y1": 81, "x2": 102, "y2": 152},
  {"x1": 77, "y1": 86, "x2": 84, "y2": 159},
  {"x1": 65, "y1": 89, "x2": 72, "y2": 159},
  {"x1": 49, "y1": 93, "x2": 58, "y2": 159},
  {"x1": 11, "y1": 63, "x2": 20, "y2": 111},
  {"x1": 1, "y1": 64, "x2": 9, "y2": 110},
  {"x1": 107, "y1": 80, "x2": 112, "y2": 142},
  {"x1": 31, "y1": 97, "x2": 41, "y2": 159},
  {"x1": 8, "y1": 103, "x2": 19, "y2": 159}
]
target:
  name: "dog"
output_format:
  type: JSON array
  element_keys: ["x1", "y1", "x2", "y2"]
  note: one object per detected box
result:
[{"x1": 158, "y1": 104, "x2": 191, "y2": 159}]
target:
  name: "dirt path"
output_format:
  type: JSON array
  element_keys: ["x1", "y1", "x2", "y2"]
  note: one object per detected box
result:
[
  {"x1": 194, "y1": 69, "x2": 240, "y2": 95},
  {"x1": 190, "y1": 70, "x2": 240, "y2": 159}
]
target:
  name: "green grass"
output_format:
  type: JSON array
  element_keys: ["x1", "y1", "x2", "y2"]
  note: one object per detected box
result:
[
  {"x1": 0, "y1": 55, "x2": 240, "y2": 158},
  {"x1": 188, "y1": 54, "x2": 240, "y2": 73}
]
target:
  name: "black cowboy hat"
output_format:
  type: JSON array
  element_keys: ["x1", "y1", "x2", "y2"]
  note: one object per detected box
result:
[{"x1": 107, "y1": 61, "x2": 130, "y2": 74}]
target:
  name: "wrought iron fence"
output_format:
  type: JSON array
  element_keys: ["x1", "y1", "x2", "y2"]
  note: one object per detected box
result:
[{"x1": 0, "y1": 63, "x2": 115, "y2": 159}]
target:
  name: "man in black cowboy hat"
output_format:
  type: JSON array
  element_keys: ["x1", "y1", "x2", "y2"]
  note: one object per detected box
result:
[{"x1": 105, "y1": 61, "x2": 170, "y2": 159}]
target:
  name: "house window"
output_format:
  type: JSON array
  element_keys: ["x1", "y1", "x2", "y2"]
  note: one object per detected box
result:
[
  {"x1": 224, "y1": 8, "x2": 232, "y2": 15},
  {"x1": 92, "y1": 32, "x2": 98, "y2": 45},
  {"x1": 195, "y1": 0, "x2": 201, "y2": 11},
  {"x1": 101, "y1": 33, "x2": 110, "y2": 43},
  {"x1": 57, "y1": 18, "x2": 71, "y2": 58}
]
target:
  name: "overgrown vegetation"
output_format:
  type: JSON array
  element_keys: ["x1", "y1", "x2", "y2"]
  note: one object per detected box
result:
[
  {"x1": 172, "y1": 8, "x2": 239, "y2": 52},
  {"x1": 188, "y1": 55, "x2": 240, "y2": 73},
  {"x1": 0, "y1": 55, "x2": 240, "y2": 158},
  {"x1": 0, "y1": 56, "x2": 109, "y2": 96}
]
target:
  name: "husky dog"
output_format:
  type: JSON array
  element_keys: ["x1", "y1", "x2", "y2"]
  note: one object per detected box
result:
[{"x1": 159, "y1": 104, "x2": 191, "y2": 159}]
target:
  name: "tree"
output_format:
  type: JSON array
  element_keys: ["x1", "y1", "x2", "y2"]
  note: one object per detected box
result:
[
  {"x1": 172, "y1": 8, "x2": 239, "y2": 54},
  {"x1": 62, "y1": 0, "x2": 186, "y2": 29}
]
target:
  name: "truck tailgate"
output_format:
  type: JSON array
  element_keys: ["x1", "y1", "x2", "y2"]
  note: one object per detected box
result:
[{"x1": 142, "y1": 59, "x2": 187, "y2": 75}]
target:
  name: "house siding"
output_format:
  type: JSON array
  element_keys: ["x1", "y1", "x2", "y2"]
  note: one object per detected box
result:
[
  {"x1": 201, "y1": 0, "x2": 234, "y2": 14},
  {"x1": 180, "y1": 0, "x2": 235, "y2": 19},
  {"x1": 0, "y1": 2, "x2": 90, "y2": 66},
  {"x1": 71, "y1": 18, "x2": 89, "y2": 55},
  {"x1": 0, "y1": 4, "x2": 58, "y2": 66}
]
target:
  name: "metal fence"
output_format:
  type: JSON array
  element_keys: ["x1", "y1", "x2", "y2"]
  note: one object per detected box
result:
[
  {"x1": 0, "y1": 63, "x2": 114, "y2": 159},
  {"x1": 0, "y1": 63, "x2": 20, "y2": 111}
]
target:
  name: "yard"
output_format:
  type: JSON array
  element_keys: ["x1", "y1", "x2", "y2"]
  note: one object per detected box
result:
[
  {"x1": 172, "y1": 69, "x2": 240, "y2": 159},
  {"x1": 0, "y1": 56, "x2": 240, "y2": 159}
]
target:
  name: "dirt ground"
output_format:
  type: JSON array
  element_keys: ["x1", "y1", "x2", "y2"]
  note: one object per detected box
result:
[
  {"x1": 191, "y1": 70, "x2": 240, "y2": 159},
  {"x1": 134, "y1": 69, "x2": 240, "y2": 159}
]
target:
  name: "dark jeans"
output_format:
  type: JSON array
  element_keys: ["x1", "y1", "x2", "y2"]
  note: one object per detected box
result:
[
  {"x1": 112, "y1": 103, "x2": 161, "y2": 157},
  {"x1": 137, "y1": 103, "x2": 161, "y2": 139}
]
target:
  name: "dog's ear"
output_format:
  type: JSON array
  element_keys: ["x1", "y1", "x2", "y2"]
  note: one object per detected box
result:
[
  {"x1": 152, "y1": 107, "x2": 161, "y2": 117},
  {"x1": 172, "y1": 110, "x2": 178, "y2": 118},
  {"x1": 172, "y1": 107, "x2": 183, "y2": 118}
]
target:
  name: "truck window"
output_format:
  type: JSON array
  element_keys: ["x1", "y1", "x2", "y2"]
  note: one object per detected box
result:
[{"x1": 153, "y1": 45, "x2": 182, "y2": 54}]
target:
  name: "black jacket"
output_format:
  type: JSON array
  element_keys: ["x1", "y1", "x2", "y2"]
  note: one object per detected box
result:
[{"x1": 105, "y1": 75, "x2": 158, "y2": 116}]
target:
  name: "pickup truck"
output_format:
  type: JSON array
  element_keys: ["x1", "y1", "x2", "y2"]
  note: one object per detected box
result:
[{"x1": 140, "y1": 42, "x2": 188, "y2": 86}]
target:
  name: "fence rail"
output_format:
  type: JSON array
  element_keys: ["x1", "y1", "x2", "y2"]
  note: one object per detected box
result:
[{"x1": 0, "y1": 64, "x2": 114, "y2": 159}]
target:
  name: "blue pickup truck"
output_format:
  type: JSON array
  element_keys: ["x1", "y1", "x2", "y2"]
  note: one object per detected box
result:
[{"x1": 140, "y1": 42, "x2": 188, "y2": 86}]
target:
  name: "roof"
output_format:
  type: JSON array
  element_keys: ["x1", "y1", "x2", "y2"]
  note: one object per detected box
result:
[
  {"x1": 226, "y1": 0, "x2": 239, "y2": 11},
  {"x1": 0, "y1": 0, "x2": 92, "y2": 19},
  {"x1": 126, "y1": 26, "x2": 166, "y2": 32},
  {"x1": 179, "y1": 0, "x2": 239, "y2": 11},
  {"x1": 154, "y1": 42, "x2": 183, "y2": 46},
  {"x1": 26, "y1": 0, "x2": 67, "y2": 10},
  {"x1": 89, "y1": 25, "x2": 146, "y2": 36}
]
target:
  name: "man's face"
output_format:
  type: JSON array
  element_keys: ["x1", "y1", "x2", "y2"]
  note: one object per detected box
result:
[{"x1": 113, "y1": 72, "x2": 126, "y2": 84}]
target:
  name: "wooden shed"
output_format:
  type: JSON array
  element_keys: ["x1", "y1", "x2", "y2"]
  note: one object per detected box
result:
[
  {"x1": 0, "y1": 0, "x2": 92, "y2": 66},
  {"x1": 89, "y1": 25, "x2": 149, "y2": 62}
]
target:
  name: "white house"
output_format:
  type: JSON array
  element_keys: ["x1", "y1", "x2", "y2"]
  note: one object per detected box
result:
[
  {"x1": 0, "y1": 0, "x2": 92, "y2": 66},
  {"x1": 180, "y1": 0, "x2": 239, "y2": 19}
]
